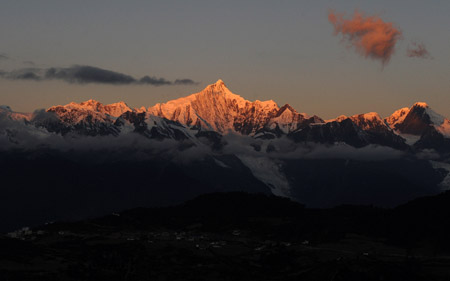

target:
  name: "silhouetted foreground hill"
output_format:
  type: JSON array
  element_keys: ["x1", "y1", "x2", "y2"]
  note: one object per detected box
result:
[{"x1": 2, "y1": 191, "x2": 450, "y2": 281}]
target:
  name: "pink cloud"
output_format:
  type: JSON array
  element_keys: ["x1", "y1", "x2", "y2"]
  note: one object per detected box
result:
[{"x1": 329, "y1": 10, "x2": 402, "y2": 65}]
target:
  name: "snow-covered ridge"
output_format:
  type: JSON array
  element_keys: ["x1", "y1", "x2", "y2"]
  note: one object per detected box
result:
[
  {"x1": 349, "y1": 112, "x2": 387, "y2": 130},
  {"x1": 44, "y1": 99, "x2": 137, "y2": 130},
  {"x1": 326, "y1": 115, "x2": 348, "y2": 123},
  {"x1": 48, "y1": 99, "x2": 133, "y2": 118},
  {"x1": 324, "y1": 112, "x2": 387, "y2": 131},
  {"x1": 385, "y1": 107, "x2": 410, "y2": 128}
]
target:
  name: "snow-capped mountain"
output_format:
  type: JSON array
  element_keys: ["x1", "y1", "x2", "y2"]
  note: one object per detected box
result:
[
  {"x1": 148, "y1": 79, "x2": 323, "y2": 136},
  {"x1": 385, "y1": 102, "x2": 450, "y2": 137},
  {"x1": 148, "y1": 79, "x2": 275, "y2": 134},
  {"x1": 382, "y1": 102, "x2": 450, "y2": 151}
]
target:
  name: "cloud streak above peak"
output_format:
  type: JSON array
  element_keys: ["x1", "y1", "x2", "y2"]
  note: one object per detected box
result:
[{"x1": 0, "y1": 65, "x2": 199, "y2": 86}]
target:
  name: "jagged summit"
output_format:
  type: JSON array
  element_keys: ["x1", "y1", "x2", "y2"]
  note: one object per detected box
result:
[
  {"x1": 275, "y1": 104, "x2": 296, "y2": 116},
  {"x1": 104, "y1": 101, "x2": 133, "y2": 117},
  {"x1": 193, "y1": 79, "x2": 252, "y2": 108},
  {"x1": 80, "y1": 99, "x2": 101, "y2": 105},
  {"x1": 348, "y1": 112, "x2": 388, "y2": 131},
  {"x1": 412, "y1": 102, "x2": 429, "y2": 108},
  {"x1": 215, "y1": 79, "x2": 225, "y2": 86},
  {"x1": 203, "y1": 79, "x2": 228, "y2": 91}
]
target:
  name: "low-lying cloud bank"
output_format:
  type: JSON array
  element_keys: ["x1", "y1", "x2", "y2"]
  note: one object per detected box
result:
[
  {"x1": 220, "y1": 133, "x2": 406, "y2": 162},
  {"x1": 0, "y1": 115, "x2": 409, "y2": 164},
  {"x1": 0, "y1": 65, "x2": 198, "y2": 86},
  {"x1": 2, "y1": 108, "x2": 431, "y2": 173}
]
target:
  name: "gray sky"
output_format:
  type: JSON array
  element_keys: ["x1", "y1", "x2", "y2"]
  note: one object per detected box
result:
[{"x1": 1, "y1": 0, "x2": 449, "y2": 119}]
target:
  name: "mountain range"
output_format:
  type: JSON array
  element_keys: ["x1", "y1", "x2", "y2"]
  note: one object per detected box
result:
[
  {"x1": 1, "y1": 80, "x2": 450, "y2": 230},
  {"x1": 2, "y1": 79, "x2": 450, "y2": 152}
]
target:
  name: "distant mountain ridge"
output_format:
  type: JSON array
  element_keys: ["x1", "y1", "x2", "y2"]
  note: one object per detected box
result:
[{"x1": 2, "y1": 79, "x2": 448, "y2": 150}]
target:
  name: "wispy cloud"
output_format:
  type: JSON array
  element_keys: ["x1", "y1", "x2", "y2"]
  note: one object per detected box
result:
[
  {"x1": 0, "y1": 68, "x2": 42, "y2": 80},
  {"x1": 407, "y1": 42, "x2": 432, "y2": 59},
  {"x1": 328, "y1": 10, "x2": 402, "y2": 65},
  {"x1": 139, "y1": 75, "x2": 172, "y2": 86},
  {"x1": 0, "y1": 65, "x2": 199, "y2": 86},
  {"x1": 44, "y1": 66, "x2": 136, "y2": 84}
]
